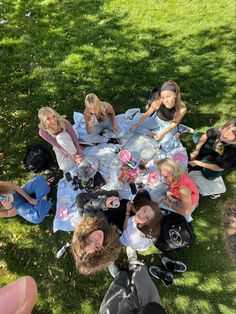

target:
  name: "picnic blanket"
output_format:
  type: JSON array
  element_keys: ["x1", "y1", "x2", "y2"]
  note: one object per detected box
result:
[{"x1": 53, "y1": 111, "x2": 188, "y2": 232}]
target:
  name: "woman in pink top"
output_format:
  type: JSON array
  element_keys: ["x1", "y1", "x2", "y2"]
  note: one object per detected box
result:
[
  {"x1": 156, "y1": 158, "x2": 199, "y2": 222},
  {"x1": 38, "y1": 107, "x2": 82, "y2": 173}
]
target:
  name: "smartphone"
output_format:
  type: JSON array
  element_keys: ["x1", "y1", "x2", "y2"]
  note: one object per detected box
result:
[
  {"x1": 65, "y1": 172, "x2": 72, "y2": 182},
  {"x1": 0, "y1": 195, "x2": 6, "y2": 201}
]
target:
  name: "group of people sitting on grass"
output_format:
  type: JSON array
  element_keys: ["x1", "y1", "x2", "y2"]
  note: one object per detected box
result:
[{"x1": 1, "y1": 80, "x2": 236, "y2": 313}]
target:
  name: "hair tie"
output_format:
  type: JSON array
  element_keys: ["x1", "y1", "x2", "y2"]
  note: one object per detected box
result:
[{"x1": 160, "y1": 82, "x2": 177, "y2": 93}]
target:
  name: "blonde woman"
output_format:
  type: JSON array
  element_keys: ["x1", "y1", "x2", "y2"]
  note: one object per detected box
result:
[
  {"x1": 83, "y1": 93, "x2": 123, "y2": 144},
  {"x1": 0, "y1": 176, "x2": 52, "y2": 223},
  {"x1": 131, "y1": 81, "x2": 187, "y2": 151},
  {"x1": 38, "y1": 107, "x2": 82, "y2": 173},
  {"x1": 156, "y1": 158, "x2": 199, "y2": 222}
]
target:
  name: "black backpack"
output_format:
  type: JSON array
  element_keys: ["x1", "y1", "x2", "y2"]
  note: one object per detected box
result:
[
  {"x1": 23, "y1": 144, "x2": 51, "y2": 172},
  {"x1": 155, "y1": 212, "x2": 193, "y2": 251}
]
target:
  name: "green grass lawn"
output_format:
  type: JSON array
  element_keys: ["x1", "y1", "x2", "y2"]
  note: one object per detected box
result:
[{"x1": 0, "y1": 0, "x2": 236, "y2": 313}]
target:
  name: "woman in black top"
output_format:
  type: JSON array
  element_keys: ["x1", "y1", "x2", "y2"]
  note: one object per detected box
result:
[
  {"x1": 131, "y1": 80, "x2": 187, "y2": 152},
  {"x1": 189, "y1": 119, "x2": 236, "y2": 179}
]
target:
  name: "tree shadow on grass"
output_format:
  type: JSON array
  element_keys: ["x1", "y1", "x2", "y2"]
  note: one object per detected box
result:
[{"x1": 1, "y1": 192, "x2": 235, "y2": 314}]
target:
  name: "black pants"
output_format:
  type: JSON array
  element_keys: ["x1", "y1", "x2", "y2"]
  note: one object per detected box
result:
[{"x1": 99, "y1": 265, "x2": 165, "y2": 314}]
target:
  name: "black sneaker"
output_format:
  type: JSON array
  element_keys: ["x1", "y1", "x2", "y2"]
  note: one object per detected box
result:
[
  {"x1": 107, "y1": 138, "x2": 121, "y2": 145},
  {"x1": 149, "y1": 266, "x2": 173, "y2": 287},
  {"x1": 162, "y1": 257, "x2": 187, "y2": 273}
]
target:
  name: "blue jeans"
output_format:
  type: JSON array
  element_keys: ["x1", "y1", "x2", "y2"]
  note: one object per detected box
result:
[{"x1": 12, "y1": 176, "x2": 52, "y2": 224}]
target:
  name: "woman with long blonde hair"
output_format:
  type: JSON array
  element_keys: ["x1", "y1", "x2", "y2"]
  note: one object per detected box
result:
[
  {"x1": 131, "y1": 80, "x2": 188, "y2": 151},
  {"x1": 38, "y1": 107, "x2": 82, "y2": 173},
  {"x1": 83, "y1": 93, "x2": 123, "y2": 144},
  {"x1": 156, "y1": 158, "x2": 199, "y2": 222}
]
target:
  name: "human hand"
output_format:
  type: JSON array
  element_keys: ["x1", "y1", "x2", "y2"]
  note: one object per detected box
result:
[
  {"x1": 162, "y1": 197, "x2": 172, "y2": 207},
  {"x1": 126, "y1": 201, "x2": 134, "y2": 213},
  {"x1": 28, "y1": 197, "x2": 37, "y2": 206},
  {"x1": 106, "y1": 196, "x2": 120, "y2": 208},
  {"x1": 112, "y1": 124, "x2": 119, "y2": 132},
  {"x1": 1, "y1": 196, "x2": 13, "y2": 210},
  {"x1": 147, "y1": 131, "x2": 155, "y2": 138},
  {"x1": 154, "y1": 132, "x2": 165, "y2": 141},
  {"x1": 190, "y1": 149, "x2": 199, "y2": 160},
  {"x1": 166, "y1": 191, "x2": 176, "y2": 202},
  {"x1": 88, "y1": 120, "x2": 94, "y2": 129},
  {"x1": 130, "y1": 124, "x2": 138, "y2": 132},
  {"x1": 75, "y1": 155, "x2": 84, "y2": 165},
  {"x1": 188, "y1": 160, "x2": 198, "y2": 167},
  {"x1": 0, "y1": 276, "x2": 37, "y2": 314}
]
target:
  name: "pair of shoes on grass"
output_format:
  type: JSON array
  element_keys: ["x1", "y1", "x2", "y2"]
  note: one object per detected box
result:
[{"x1": 149, "y1": 257, "x2": 187, "y2": 287}]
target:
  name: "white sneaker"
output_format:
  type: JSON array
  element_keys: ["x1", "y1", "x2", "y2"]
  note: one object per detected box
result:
[
  {"x1": 126, "y1": 247, "x2": 144, "y2": 270},
  {"x1": 178, "y1": 124, "x2": 195, "y2": 134},
  {"x1": 210, "y1": 194, "x2": 221, "y2": 199},
  {"x1": 107, "y1": 263, "x2": 120, "y2": 278}
]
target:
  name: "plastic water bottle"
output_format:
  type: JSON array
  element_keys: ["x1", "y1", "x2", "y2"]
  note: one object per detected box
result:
[
  {"x1": 91, "y1": 114, "x2": 98, "y2": 126},
  {"x1": 56, "y1": 243, "x2": 70, "y2": 259}
]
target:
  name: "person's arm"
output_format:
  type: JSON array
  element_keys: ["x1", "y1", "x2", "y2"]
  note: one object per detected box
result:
[
  {"x1": 76, "y1": 192, "x2": 98, "y2": 209},
  {"x1": 123, "y1": 201, "x2": 133, "y2": 230},
  {"x1": 131, "y1": 98, "x2": 162, "y2": 132},
  {"x1": 14, "y1": 183, "x2": 37, "y2": 205},
  {"x1": 64, "y1": 120, "x2": 82, "y2": 154},
  {"x1": 0, "y1": 181, "x2": 37, "y2": 206},
  {"x1": 106, "y1": 104, "x2": 119, "y2": 131},
  {"x1": 190, "y1": 133, "x2": 208, "y2": 160},
  {"x1": 164, "y1": 186, "x2": 192, "y2": 216},
  {"x1": 188, "y1": 160, "x2": 224, "y2": 171},
  {"x1": 155, "y1": 103, "x2": 187, "y2": 141},
  {"x1": 0, "y1": 207, "x2": 17, "y2": 218},
  {"x1": 83, "y1": 109, "x2": 93, "y2": 134},
  {"x1": 39, "y1": 128, "x2": 72, "y2": 157}
]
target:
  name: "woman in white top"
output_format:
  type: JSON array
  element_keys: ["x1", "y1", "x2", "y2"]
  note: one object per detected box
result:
[
  {"x1": 38, "y1": 107, "x2": 82, "y2": 173},
  {"x1": 83, "y1": 93, "x2": 123, "y2": 144},
  {"x1": 120, "y1": 200, "x2": 163, "y2": 251}
]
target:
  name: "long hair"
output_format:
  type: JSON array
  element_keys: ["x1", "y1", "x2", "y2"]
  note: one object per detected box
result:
[
  {"x1": 221, "y1": 119, "x2": 236, "y2": 142},
  {"x1": 0, "y1": 181, "x2": 12, "y2": 209},
  {"x1": 71, "y1": 215, "x2": 121, "y2": 275},
  {"x1": 38, "y1": 107, "x2": 66, "y2": 135},
  {"x1": 160, "y1": 80, "x2": 184, "y2": 110},
  {"x1": 0, "y1": 182, "x2": 11, "y2": 195},
  {"x1": 156, "y1": 158, "x2": 184, "y2": 183},
  {"x1": 136, "y1": 200, "x2": 163, "y2": 240},
  {"x1": 84, "y1": 93, "x2": 108, "y2": 120}
]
